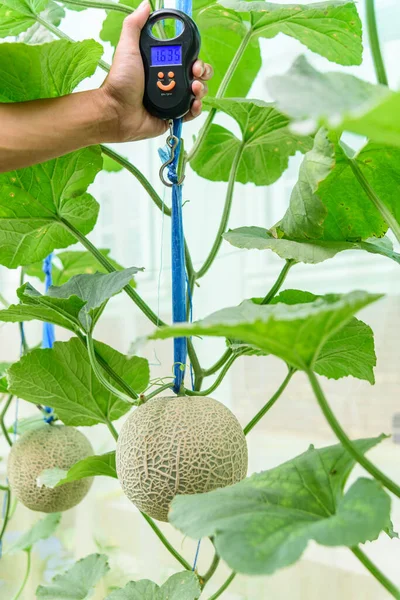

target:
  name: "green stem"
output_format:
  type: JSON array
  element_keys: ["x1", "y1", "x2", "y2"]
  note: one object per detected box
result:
[
  {"x1": 201, "y1": 552, "x2": 220, "y2": 588},
  {"x1": 140, "y1": 511, "x2": 192, "y2": 571},
  {"x1": 35, "y1": 16, "x2": 111, "y2": 73},
  {"x1": 188, "y1": 28, "x2": 253, "y2": 162},
  {"x1": 12, "y1": 550, "x2": 31, "y2": 600},
  {"x1": 347, "y1": 157, "x2": 400, "y2": 245},
  {"x1": 207, "y1": 572, "x2": 236, "y2": 600},
  {"x1": 0, "y1": 394, "x2": 14, "y2": 447},
  {"x1": 351, "y1": 546, "x2": 400, "y2": 599},
  {"x1": 76, "y1": 331, "x2": 139, "y2": 400},
  {"x1": 244, "y1": 368, "x2": 295, "y2": 435},
  {"x1": 261, "y1": 260, "x2": 295, "y2": 305},
  {"x1": 0, "y1": 484, "x2": 9, "y2": 492},
  {"x1": 196, "y1": 144, "x2": 244, "y2": 279},
  {"x1": 307, "y1": 369, "x2": 400, "y2": 499},
  {"x1": 86, "y1": 332, "x2": 136, "y2": 405},
  {"x1": 188, "y1": 339, "x2": 204, "y2": 391},
  {"x1": 64, "y1": 0, "x2": 133, "y2": 13},
  {"x1": 60, "y1": 217, "x2": 164, "y2": 327},
  {"x1": 185, "y1": 353, "x2": 238, "y2": 397},
  {"x1": 365, "y1": 0, "x2": 388, "y2": 86},
  {"x1": 143, "y1": 381, "x2": 172, "y2": 401},
  {"x1": 203, "y1": 349, "x2": 233, "y2": 377},
  {"x1": 0, "y1": 487, "x2": 11, "y2": 546},
  {"x1": 105, "y1": 419, "x2": 119, "y2": 441}
]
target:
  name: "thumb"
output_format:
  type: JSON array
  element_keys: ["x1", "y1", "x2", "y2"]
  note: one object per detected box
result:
[{"x1": 121, "y1": 1, "x2": 151, "y2": 45}]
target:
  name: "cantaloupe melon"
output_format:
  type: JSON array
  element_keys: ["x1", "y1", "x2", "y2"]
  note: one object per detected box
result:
[
  {"x1": 116, "y1": 395, "x2": 248, "y2": 521},
  {"x1": 8, "y1": 423, "x2": 93, "y2": 513}
]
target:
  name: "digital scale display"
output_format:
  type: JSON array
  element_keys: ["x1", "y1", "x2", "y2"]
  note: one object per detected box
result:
[{"x1": 151, "y1": 45, "x2": 182, "y2": 67}]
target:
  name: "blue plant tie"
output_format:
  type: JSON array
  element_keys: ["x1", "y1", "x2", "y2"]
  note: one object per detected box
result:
[{"x1": 42, "y1": 253, "x2": 55, "y2": 423}]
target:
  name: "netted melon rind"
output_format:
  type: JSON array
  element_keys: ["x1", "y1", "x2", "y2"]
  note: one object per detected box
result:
[
  {"x1": 7, "y1": 424, "x2": 94, "y2": 513},
  {"x1": 116, "y1": 395, "x2": 248, "y2": 521}
]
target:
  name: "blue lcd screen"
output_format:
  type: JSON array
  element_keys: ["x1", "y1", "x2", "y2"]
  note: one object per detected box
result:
[{"x1": 151, "y1": 45, "x2": 182, "y2": 67}]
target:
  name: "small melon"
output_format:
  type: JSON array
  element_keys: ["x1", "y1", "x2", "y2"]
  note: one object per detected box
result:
[
  {"x1": 7, "y1": 423, "x2": 94, "y2": 513},
  {"x1": 116, "y1": 395, "x2": 248, "y2": 521}
]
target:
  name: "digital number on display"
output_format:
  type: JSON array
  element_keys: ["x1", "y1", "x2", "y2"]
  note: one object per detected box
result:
[{"x1": 151, "y1": 45, "x2": 182, "y2": 67}]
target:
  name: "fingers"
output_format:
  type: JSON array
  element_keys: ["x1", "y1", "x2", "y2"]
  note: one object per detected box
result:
[
  {"x1": 184, "y1": 99, "x2": 202, "y2": 123},
  {"x1": 121, "y1": 0, "x2": 150, "y2": 46},
  {"x1": 192, "y1": 79, "x2": 208, "y2": 100},
  {"x1": 192, "y1": 60, "x2": 213, "y2": 81}
]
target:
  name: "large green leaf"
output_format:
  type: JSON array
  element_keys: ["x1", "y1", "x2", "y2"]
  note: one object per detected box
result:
[
  {"x1": 193, "y1": 0, "x2": 261, "y2": 97},
  {"x1": 0, "y1": 0, "x2": 50, "y2": 37},
  {"x1": 149, "y1": 291, "x2": 381, "y2": 372},
  {"x1": 191, "y1": 99, "x2": 312, "y2": 185},
  {"x1": 0, "y1": 282, "x2": 86, "y2": 333},
  {"x1": 221, "y1": 0, "x2": 363, "y2": 66},
  {"x1": 100, "y1": 0, "x2": 139, "y2": 47},
  {"x1": 38, "y1": 452, "x2": 117, "y2": 490},
  {"x1": 270, "y1": 290, "x2": 376, "y2": 383},
  {"x1": 267, "y1": 56, "x2": 400, "y2": 147},
  {"x1": 36, "y1": 553, "x2": 110, "y2": 599},
  {"x1": 25, "y1": 249, "x2": 128, "y2": 286},
  {"x1": 0, "y1": 40, "x2": 102, "y2": 101},
  {"x1": 279, "y1": 129, "x2": 393, "y2": 241},
  {"x1": 46, "y1": 267, "x2": 141, "y2": 331},
  {"x1": 169, "y1": 437, "x2": 390, "y2": 575},
  {"x1": 105, "y1": 572, "x2": 201, "y2": 600},
  {"x1": 223, "y1": 226, "x2": 400, "y2": 265},
  {"x1": 8, "y1": 338, "x2": 149, "y2": 426},
  {"x1": 8, "y1": 513, "x2": 61, "y2": 554},
  {"x1": 0, "y1": 146, "x2": 102, "y2": 267}
]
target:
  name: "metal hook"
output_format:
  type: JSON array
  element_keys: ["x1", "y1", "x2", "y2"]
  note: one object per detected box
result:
[{"x1": 159, "y1": 120, "x2": 186, "y2": 187}]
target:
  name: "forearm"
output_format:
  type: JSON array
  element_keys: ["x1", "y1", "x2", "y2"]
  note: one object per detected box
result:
[{"x1": 0, "y1": 89, "x2": 118, "y2": 173}]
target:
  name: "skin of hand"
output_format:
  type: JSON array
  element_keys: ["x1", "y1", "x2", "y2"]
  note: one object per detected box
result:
[{"x1": 100, "y1": 0, "x2": 213, "y2": 143}]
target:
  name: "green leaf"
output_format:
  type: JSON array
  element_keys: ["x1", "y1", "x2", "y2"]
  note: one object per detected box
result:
[
  {"x1": 46, "y1": 267, "x2": 142, "y2": 331},
  {"x1": 25, "y1": 249, "x2": 128, "y2": 286},
  {"x1": 271, "y1": 290, "x2": 376, "y2": 383},
  {"x1": 223, "y1": 227, "x2": 400, "y2": 265},
  {"x1": 38, "y1": 452, "x2": 117, "y2": 489},
  {"x1": 221, "y1": 0, "x2": 363, "y2": 66},
  {"x1": 100, "y1": 0, "x2": 139, "y2": 47},
  {"x1": 169, "y1": 437, "x2": 390, "y2": 575},
  {"x1": 0, "y1": 282, "x2": 86, "y2": 333},
  {"x1": 0, "y1": 0, "x2": 52, "y2": 37},
  {"x1": 193, "y1": 0, "x2": 261, "y2": 98},
  {"x1": 7, "y1": 414, "x2": 44, "y2": 435},
  {"x1": 279, "y1": 129, "x2": 391, "y2": 242},
  {"x1": 0, "y1": 362, "x2": 10, "y2": 393},
  {"x1": 149, "y1": 291, "x2": 381, "y2": 372},
  {"x1": 105, "y1": 572, "x2": 201, "y2": 600},
  {"x1": 267, "y1": 56, "x2": 400, "y2": 147},
  {"x1": 0, "y1": 146, "x2": 102, "y2": 268},
  {"x1": 8, "y1": 338, "x2": 149, "y2": 426},
  {"x1": 102, "y1": 154, "x2": 124, "y2": 173},
  {"x1": 8, "y1": 513, "x2": 61, "y2": 554},
  {"x1": 191, "y1": 99, "x2": 312, "y2": 185},
  {"x1": 36, "y1": 553, "x2": 110, "y2": 599},
  {"x1": 0, "y1": 40, "x2": 103, "y2": 101}
]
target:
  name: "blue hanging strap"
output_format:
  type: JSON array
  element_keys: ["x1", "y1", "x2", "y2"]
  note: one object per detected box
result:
[
  {"x1": 159, "y1": 120, "x2": 186, "y2": 394},
  {"x1": 42, "y1": 254, "x2": 55, "y2": 423}
]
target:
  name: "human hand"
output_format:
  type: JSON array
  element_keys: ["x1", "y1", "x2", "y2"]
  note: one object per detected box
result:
[{"x1": 100, "y1": 0, "x2": 213, "y2": 143}]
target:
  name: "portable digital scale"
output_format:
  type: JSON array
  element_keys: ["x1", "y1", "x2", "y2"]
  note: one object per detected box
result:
[{"x1": 139, "y1": 9, "x2": 201, "y2": 120}]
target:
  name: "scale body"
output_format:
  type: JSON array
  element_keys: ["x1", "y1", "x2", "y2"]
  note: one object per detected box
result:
[{"x1": 140, "y1": 9, "x2": 201, "y2": 120}]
